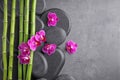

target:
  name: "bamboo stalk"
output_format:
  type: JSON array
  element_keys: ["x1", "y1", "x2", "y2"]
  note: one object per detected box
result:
[
  {"x1": 23, "y1": 0, "x2": 30, "y2": 79},
  {"x1": 8, "y1": 0, "x2": 16, "y2": 80},
  {"x1": 26, "y1": 0, "x2": 37, "y2": 80},
  {"x1": 18, "y1": 0, "x2": 24, "y2": 80},
  {"x1": 2, "y1": 0, "x2": 8, "y2": 80}
]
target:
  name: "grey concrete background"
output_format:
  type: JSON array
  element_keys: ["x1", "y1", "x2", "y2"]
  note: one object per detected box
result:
[{"x1": 45, "y1": 0, "x2": 120, "y2": 80}]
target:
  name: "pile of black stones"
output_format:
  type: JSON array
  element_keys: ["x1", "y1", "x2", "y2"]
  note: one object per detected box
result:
[{"x1": 0, "y1": 0, "x2": 76, "y2": 80}]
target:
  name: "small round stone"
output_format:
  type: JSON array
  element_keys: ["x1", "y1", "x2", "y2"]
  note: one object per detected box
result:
[
  {"x1": 46, "y1": 27, "x2": 66, "y2": 46},
  {"x1": 56, "y1": 74, "x2": 76, "y2": 80},
  {"x1": 32, "y1": 51, "x2": 48, "y2": 79},
  {"x1": 41, "y1": 8, "x2": 71, "y2": 36}
]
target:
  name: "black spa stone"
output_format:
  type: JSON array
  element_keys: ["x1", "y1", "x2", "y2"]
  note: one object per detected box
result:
[
  {"x1": 41, "y1": 8, "x2": 71, "y2": 35},
  {"x1": 46, "y1": 27, "x2": 66, "y2": 46},
  {"x1": 42, "y1": 48, "x2": 65, "y2": 80},
  {"x1": 32, "y1": 51, "x2": 48, "y2": 79},
  {"x1": 55, "y1": 74, "x2": 76, "y2": 80},
  {"x1": 0, "y1": 0, "x2": 46, "y2": 16}
]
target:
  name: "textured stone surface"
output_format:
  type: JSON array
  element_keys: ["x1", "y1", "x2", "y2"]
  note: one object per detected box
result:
[
  {"x1": 45, "y1": 0, "x2": 120, "y2": 80},
  {"x1": 46, "y1": 27, "x2": 66, "y2": 46},
  {"x1": 42, "y1": 49, "x2": 65, "y2": 80},
  {"x1": 56, "y1": 74, "x2": 76, "y2": 80}
]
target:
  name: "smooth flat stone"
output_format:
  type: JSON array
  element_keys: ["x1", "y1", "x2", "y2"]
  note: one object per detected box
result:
[
  {"x1": 32, "y1": 51, "x2": 48, "y2": 79},
  {"x1": 41, "y1": 8, "x2": 71, "y2": 35},
  {"x1": 55, "y1": 74, "x2": 76, "y2": 80},
  {"x1": 42, "y1": 48, "x2": 65, "y2": 80},
  {"x1": 46, "y1": 27, "x2": 66, "y2": 46}
]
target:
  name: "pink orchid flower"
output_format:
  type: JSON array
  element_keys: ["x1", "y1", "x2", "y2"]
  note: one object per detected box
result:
[
  {"x1": 17, "y1": 54, "x2": 30, "y2": 64},
  {"x1": 28, "y1": 36, "x2": 41, "y2": 51},
  {"x1": 66, "y1": 40, "x2": 78, "y2": 54},
  {"x1": 18, "y1": 42, "x2": 30, "y2": 55},
  {"x1": 42, "y1": 44, "x2": 57, "y2": 56},
  {"x1": 47, "y1": 12, "x2": 59, "y2": 27},
  {"x1": 35, "y1": 30, "x2": 46, "y2": 42}
]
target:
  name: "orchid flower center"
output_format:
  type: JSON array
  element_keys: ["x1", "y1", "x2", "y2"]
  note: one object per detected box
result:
[{"x1": 49, "y1": 18, "x2": 54, "y2": 22}]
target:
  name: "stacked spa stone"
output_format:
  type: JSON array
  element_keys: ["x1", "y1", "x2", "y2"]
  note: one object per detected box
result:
[{"x1": 0, "y1": 0, "x2": 75, "y2": 80}]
